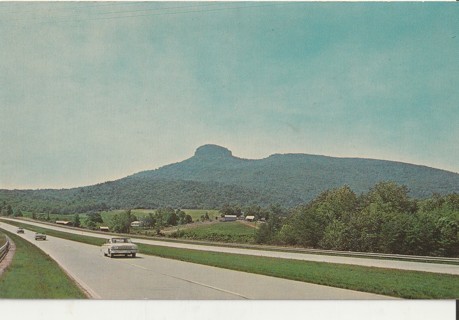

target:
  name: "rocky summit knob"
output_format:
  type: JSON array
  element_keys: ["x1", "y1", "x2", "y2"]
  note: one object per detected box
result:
[{"x1": 194, "y1": 144, "x2": 233, "y2": 159}]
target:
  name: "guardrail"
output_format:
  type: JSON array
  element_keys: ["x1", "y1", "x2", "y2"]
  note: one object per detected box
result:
[{"x1": 0, "y1": 237, "x2": 10, "y2": 263}]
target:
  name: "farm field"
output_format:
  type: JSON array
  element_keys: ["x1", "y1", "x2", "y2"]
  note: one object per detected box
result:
[
  {"x1": 16, "y1": 209, "x2": 235, "y2": 242},
  {"x1": 100, "y1": 209, "x2": 220, "y2": 221},
  {"x1": 170, "y1": 221, "x2": 257, "y2": 243},
  {"x1": 18, "y1": 208, "x2": 221, "y2": 229},
  {"x1": 98, "y1": 209, "x2": 219, "y2": 224}
]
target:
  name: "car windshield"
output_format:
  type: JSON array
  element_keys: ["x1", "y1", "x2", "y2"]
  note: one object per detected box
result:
[{"x1": 112, "y1": 238, "x2": 131, "y2": 243}]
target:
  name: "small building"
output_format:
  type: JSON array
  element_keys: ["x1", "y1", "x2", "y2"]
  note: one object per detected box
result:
[
  {"x1": 56, "y1": 220, "x2": 72, "y2": 226},
  {"x1": 222, "y1": 215, "x2": 237, "y2": 222},
  {"x1": 130, "y1": 221, "x2": 143, "y2": 228},
  {"x1": 245, "y1": 215, "x2": 255, "y2": 222},
  {"x1": 99, "y1": 226, "x2": 109, "y2": 232}
]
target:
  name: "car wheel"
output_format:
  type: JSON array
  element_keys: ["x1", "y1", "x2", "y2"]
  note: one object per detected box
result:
[
  {"x1": 132, "y1": 253, "x2": 136, "y2": 258},
  {"x1": 109, "y1": 250, "x2": 113, "y2": 258}
]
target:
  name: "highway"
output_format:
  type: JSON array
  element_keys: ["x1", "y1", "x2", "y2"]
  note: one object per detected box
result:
[
  {"x1": 0, "y1": 221, "x2": 391, "y2": 299},
  {"x1": 1, "y1": 218, "x2": 458, "y2": 275}
]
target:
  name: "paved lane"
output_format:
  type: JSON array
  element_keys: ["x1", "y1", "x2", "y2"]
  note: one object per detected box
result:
[
  {"x1": 0, "y1": 222, "x2": 390, "y2": 299},
  {"x1": 1, "y1": 218, "x2": 458, "y2": 275}
]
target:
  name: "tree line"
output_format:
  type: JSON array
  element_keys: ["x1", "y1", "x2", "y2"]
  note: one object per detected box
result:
[
  {"x1": 254, "y1": 182, "x2": 458, "y2": 257},
  {"x1": 1, "y1": 181, "x2": 457, "y2": 257}
]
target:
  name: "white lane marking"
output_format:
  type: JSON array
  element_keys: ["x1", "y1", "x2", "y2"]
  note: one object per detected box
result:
[{"x1": 120, "y1": 259, "x2": 249, "y2": 299}]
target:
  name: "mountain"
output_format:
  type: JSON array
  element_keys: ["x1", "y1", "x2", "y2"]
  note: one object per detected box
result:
[
  {"x1": 1, "y1": 144, "x2": 459, "y2": 212},
  {"x1": 131, "y1": 144, "x2": 459, "y2": 204}
]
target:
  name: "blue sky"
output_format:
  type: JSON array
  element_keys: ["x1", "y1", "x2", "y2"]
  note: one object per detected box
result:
[{"x1": 0, "y1": 2, "x2": 458, "y2": 189}]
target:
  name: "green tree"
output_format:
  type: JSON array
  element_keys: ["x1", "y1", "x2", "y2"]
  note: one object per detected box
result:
[
  {"x1": 87, "y1": 212, "x2": 104, "y2": 224},
  {"x1": 364, "y1": 181, "x2": 416, "y2": 214},
  {"x1": 73, "y1": 214, "x2": 81, "y2": 228},
  {"x1": 176, "y1": 210, "x2": 186, "y2": 225},
  {"x1": 319, "y1": 219, "x2": 349, "y2": 250},
  {"x1": 220, "y1": 204, "x2": 233, "y2": 216},
  {"x1": 254, "y1": 212, "x2": 283, "y2": 244},
  {"x1": 277, "y1": 224, "x2": 297, "y2": 245},
  {"x1": 404, "y1": 212, "x2": 437, "y2": 255},
  {"x1": 200, "y1": 212, "x2": 210, "y2": 222},
  {"x1": 184, "y1": 214, "x2": 193, "y2": 224},
  {"x1": 154, "y1": 212, "x2": 165, "y2": 235},
  {"x1": 141, "y1": 212, "x2": 156, "y2": 228},
  {"x1": 435, "y1": 216, "x2": 459, "y2": 256},
  {"x1": 110, "y1": 210, "x2": 132, "y2": 233},
  {"x1": 167, "y1": 212, "x2": 178, "y2": 226},
  {"x1": 5, "y1": 204, "x2": 13, "y2": 216}
]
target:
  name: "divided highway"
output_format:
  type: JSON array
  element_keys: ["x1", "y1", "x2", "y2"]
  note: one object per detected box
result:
[
  {"x1": 0, "y1": 221, "x2": 391, "y2": 299},
  {"x1": 1, "y1": 218, "x2": 458, "y2": 275}
]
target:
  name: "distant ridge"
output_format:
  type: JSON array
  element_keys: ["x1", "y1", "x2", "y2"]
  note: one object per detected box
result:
[
  {"x1": 130, "y1": 144, "x2": 459, "y2": 204},
  {"x1": 1, "y1": 144, "x2": 459, "y2": 212}
]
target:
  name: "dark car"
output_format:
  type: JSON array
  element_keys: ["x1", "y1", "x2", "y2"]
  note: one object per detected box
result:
[
  {"x1": 35, "y1": 232, "x2": 46, "y2": 240},
  {"x1": 17, "y1": 227, "x2": 24, "y2": 234}
]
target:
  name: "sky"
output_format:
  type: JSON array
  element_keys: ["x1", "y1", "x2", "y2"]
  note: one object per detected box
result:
[{"x1": 0, "y1": 2, "x2": 458, "y2": 189}]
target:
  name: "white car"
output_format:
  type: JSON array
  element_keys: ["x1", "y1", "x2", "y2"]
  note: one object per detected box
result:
[
  {"x1": 101, "y1": 237, "x2": 138, "y2": 258},
  {"x1": 35, "y1": 232, "x2": 46, "y2": 240}
]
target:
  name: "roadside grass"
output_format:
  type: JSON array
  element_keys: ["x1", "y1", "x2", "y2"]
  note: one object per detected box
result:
[
  {"x1": 0, "y1": 233, "x2": 6, "y2": 247},
  {"x1": 3, "y1": 220, "x2": 459, "y2": 299},
  {"x1": 0, "y1": 229, "x2": 87, "y2": 299},
  {"x1": 136, "y1": 244, "x2": 459, "y2": 299},
  {"x1": 172, "y1": 221, "x2": 256, "y2": 243}
]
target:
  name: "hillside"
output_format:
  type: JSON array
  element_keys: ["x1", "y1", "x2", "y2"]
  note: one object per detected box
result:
[
  {"x1": 131, "y1": 144, "x2": 459, "y2": 201},
  {"x1": 1, "y1": 144, "x2": 459, "y2": 213}
]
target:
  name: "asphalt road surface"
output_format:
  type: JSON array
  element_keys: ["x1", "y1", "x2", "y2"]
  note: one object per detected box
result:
[
  {"x1": 0, "y1": 222, "x2": 391, "y2": 299},
  {"x1": 1, "y1": 218, "x2": 458, "y2": 275}
]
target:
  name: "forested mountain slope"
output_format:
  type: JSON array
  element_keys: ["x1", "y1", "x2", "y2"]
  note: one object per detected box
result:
[
  {"x1": 132, "y1": 144, "x2": 459, "y2": 202},
  {"x1": 1, "y1": 144, "x2": 458, "y2": 212}
]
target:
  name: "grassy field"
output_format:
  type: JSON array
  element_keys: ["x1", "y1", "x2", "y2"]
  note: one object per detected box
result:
[
  {"x1": 172, "y1": 221, "x2": 256, "y2": 243},
  {"x1": 0, "y1": 229, "x2": 87, "y2": 299},
  {"x1": 3, "y1": 220, "x2": 459, "y2": 299},
  {"x1": 100, "y1": 209, "x2": 220, "y2": 223},
  {"x1": 18, "y1": 209, "x2": 225, "y2": 235},
  {"x1": 181, "y1": 209, "x2": 220, "y2": 221}
]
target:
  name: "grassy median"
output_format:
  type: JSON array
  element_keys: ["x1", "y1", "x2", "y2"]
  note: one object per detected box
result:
[
  {"x1": 0, "y1": 229, "x2": 87, "y2": 299},
  {"x1": 3, "y1": 220, "x2": 459, "y2": 299}
]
